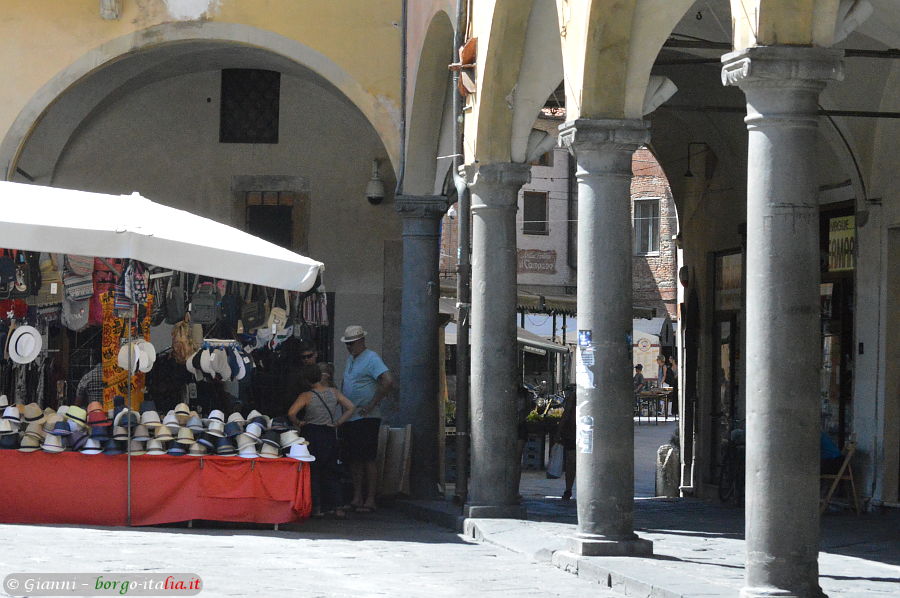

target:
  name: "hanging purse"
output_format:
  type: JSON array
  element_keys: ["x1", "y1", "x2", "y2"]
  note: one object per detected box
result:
[
  {"x1": 265, "y1": 289, "x2": 290, "y2": 335},
  {"x1": 240, "y1": 284, "x2": 267, "y2": 332},
  {"x1": 190, "y1": 279, "x2": 220, "y2": 325},
  {"x1": 150, "y1": 275, "x2": 168, "y2": 326},
  {"x1": 10, "y1": 251, "x2": 32, "y2": 298},
  {"x1": 165, "y1": 271, "x2": 186, "y2": 324}
]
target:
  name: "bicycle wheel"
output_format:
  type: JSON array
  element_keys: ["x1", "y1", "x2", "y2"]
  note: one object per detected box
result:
[{"x1": 718, "y1": 444, "x2": 736, "y2": 503}]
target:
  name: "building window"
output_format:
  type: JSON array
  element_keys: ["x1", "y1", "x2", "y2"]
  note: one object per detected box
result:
[
  {"x1": 523, "y1": 191, "x2": 549, "y2": 235},
  {"x1": 220, "y1": 69, "x2": 280, "y2": 144},
  {"x1": 634, "y1": 198, "x2": 660, "y2": 254},
  {"x1": 245, "y1": 191, "x2": 294, "y2": 249}
]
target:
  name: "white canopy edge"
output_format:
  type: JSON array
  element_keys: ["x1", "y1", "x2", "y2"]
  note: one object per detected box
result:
[{"x1": 0, "y1": 182, "x2": 323, "y2": 291}]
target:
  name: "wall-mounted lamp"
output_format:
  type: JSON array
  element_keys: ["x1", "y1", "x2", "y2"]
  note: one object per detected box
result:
[{"x1": 365, "y1": 159, "x2": 385, "y2": 205}]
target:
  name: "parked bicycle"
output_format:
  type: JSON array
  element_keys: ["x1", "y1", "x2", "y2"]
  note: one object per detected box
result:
[{"x1": 718, "y1": 420, "x2": 745, "y2": 504}]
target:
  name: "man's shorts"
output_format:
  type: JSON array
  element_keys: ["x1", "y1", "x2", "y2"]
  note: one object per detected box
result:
[{"x1": 341, "y1": 417, "x2": 381, "y2": 463}]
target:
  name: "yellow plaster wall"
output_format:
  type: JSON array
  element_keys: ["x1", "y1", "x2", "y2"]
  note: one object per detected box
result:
[
  {"x1": 0, "y1": 0, "x2": 400, "y2": 167},
  {"x1": 730, "y1": 0, "x2": 841, "y2": 50}
]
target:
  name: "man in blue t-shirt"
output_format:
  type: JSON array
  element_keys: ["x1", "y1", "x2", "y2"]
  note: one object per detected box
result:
[{"x1": 340, "y1": 324, "x2": 395, "y2": 512}]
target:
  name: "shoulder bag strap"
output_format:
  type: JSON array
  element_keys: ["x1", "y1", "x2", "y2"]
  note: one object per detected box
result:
[{"x1": 311, "y1": 390, "x2": 335, "y2": 424}]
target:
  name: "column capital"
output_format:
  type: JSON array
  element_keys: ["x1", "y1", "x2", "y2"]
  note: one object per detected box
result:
[
  {"x1": 466, "y1": 162, "x2": 531, "y2": 210},
  {"x1": 395, "y1": 194, "x2": 449, "y2": 219},
  {"x1": 558, "y1": 119, "x2": 650, "y2": 154},
  {"x1": 721, "y1": 46, "x2": 844, "y2": 91}
]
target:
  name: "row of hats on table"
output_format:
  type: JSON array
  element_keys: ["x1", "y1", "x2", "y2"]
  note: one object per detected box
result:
[{"x1": 0, "y1": 396, "x2": 315, "y2": 461}]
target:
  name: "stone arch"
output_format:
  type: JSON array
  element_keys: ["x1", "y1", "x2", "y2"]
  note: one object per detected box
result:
[
  {"x1": 405, "y1": 11, "x2": 455, "y2": 195},
  {"x1": 1, "y1": 21, "x2": 401, "y2": 180}
]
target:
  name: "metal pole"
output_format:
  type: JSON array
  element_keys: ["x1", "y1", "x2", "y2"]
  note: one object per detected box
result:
[
  {"x1": 452, "y1": 0, "x2": 470, "y2": 504},
  {"x1": 126, "y1": 315, "x2": 133, "y2": 527}
]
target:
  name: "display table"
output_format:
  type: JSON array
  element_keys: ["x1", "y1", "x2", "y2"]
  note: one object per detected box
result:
[{"x1": 0, "y1": 451, "x2": 311, "y2": 526}]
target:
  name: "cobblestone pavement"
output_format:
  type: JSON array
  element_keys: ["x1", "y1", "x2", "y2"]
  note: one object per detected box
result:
[{"x1": 0, "y1": 511, "x2": 620, "y2": 598}]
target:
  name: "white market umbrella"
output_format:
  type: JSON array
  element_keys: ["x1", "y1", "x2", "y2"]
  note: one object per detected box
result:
[{"x1": 0, "y1": 182, "x2": 322, "y2": 291}]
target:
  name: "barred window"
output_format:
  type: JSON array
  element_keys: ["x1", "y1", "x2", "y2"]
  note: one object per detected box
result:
[
  {"x1": 523, "y1": 191, "x2": 549, "y2": 235},
  {"x1": 220, "y1": 69, "x2": 280, "y2": 144}
]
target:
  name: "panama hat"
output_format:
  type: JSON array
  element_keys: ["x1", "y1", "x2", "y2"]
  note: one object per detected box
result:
[
  {"x1": 227, "y1": 411, "x2": 245, "y2": 425},
  {"x1": 340, "y1": 324, "x2": 367, "y2": 343},
  {"x1": 260, "y1": 430, "x2": 281, "y2": 448},
  {"x1": 167, "y1": 443, "x2": 187, "y2": 456},
  {"x1": 137, "y1": 340, "x2": 156, "y2": 373},
  {"x1": 9, "y1": 325, "x2": 42, "y2": 364},
  {"x1": 80, "y1": 438, "x2": 103, "y2": 455},
  {"x1": 287, "y1": 443, "x2": 316, "y2": 462},
  {"x1": 207, "y1": 409, "x2": 225, "y2": 423},
  {"x1": 236, "y1": 433, "x2": 257, "y2": 451},
  {"x1": 2, "y1": 405, "x2": 21, "y2": 424},
  {"x1": 41, "y1": 434, "x2": 65, "y2": 453},
  {"x1": 127, "y1": 439, "x2": 146, "y2": 456},
  {"x1": 175, "y1": 427, "x2": 195, "y2": 445},
  {"x1": 18, "y1": 435, "x2": 41, "y2": 452},
  {"x1": 246, "y1": 409, "x2": 263, "y2": 421},
  {"x1": 199, "y1": 349, "x2": 215, "y2": 376},
  {"x1": 23, "y1": 422, "x2": 45, "y2": 441},
  {"x1": 206, "y1": 420, "x2": 225, "y2": 438},
  {"x1": 88, "y1": 410, "x2": 111, "y2": 427},
  {"x1": 0, "y1": 395, "x2": 8, "y2": 408},
  {"x1": 268, "y1": 416, "x2": 291, "y2": 432},
  {"x1": 145, "y1": 439, "x2": 165, "y2": 455},
  {"x1": 68, "y1": 429, "x2": 89, "y2": 451},
  {"x1": 187, "y1": 442, "x2": 207, "y2": 456},
  {"x1": 0, "y1": 419, "x2": 16, "y2": 436},
  {"x1": 259, "y1": 443, "x2": 281, "y2": 458},
  {"x1": 238, "y1": 444, "x2": 259, "y2": 459},
  {"x1": 140, "y1": 410, "x2": 162, "y2": 428},
  {"x1": 131, "y1": 424, "x2": 151, "y2": 442},
  {"x1": 116, "y1": 342, "x2": 141, "y2": 373},
  {"x1": 174, "y1": 403, "x2": 191, "y2": 425},
  {"x1": 279, "y1": 430, "x2": 306, "y2": 449},
  {"x1": 186, "y1": 414, "x2": 204, "y2": 432},
  {"x1": 211, "y1": 349, "x2": 232, "y2": 380},
  {"x1": 49, "y1": 421, "x2": 72, "y2": 437},
  {"x1": 163, "y1": 411, "x2": 181, "y2": 433},
  {"x1": 243, "y1": 422, "x2": 264, "y2": 441},
  {"x1": 113, "y1": 409, "x2": 139, "y2": 429},
  {"x1": 42, "y1": 414, "x2": 62, "y2": 433},
  {"x1": 0, "y1": 433, "x2": 18, "y2": 449},
  {"x1": 90, "y1": 425, "x2": 110, "y2": 441},
  {"x1": 196, "y1": 433, "x2": 215, "y2": 450},
  {"x1": 56, "y1": 405, "x2": 69, "y2": 419},
  {"x1": 216, "y1": 437, "x2": 237, "y2": 456},
  {"x1": 22, "y1": 403, "x2": 45, "y2": 424},
  {"x1": 64, "y1": 405, "x2": 88, "y2": 428},
  {"x1": 153, "y1": 425, "x2": 174, "y2": 442},
  {"x1": 112, "y1": 426, "x2": 130, "y2": 441}
]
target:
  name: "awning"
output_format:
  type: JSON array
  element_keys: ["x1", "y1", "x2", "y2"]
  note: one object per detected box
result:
[
  {"x1": 0, "y1": 182, "x2": 323, "y2": 291},
  {"x1": 443, "y1": 322, "x2": 569, "y2": 355},
  {"x1": 440, "y1": 284, "x2": 656, "y2": 319}
]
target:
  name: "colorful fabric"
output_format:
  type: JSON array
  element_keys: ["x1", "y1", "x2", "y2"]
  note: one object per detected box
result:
[{"x1": 101, "y1": 292, "x2": 153, "y2": 411}]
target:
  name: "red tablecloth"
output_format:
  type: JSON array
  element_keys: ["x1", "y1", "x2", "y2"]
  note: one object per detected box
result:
[{"x1": 0, "y1": 451, "x2": 311, "y2": 526}]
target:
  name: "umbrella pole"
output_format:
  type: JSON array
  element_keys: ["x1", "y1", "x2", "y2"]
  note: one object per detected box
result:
[{"x1": 126, "y1": 315, "x2": 133, "y2": 527}]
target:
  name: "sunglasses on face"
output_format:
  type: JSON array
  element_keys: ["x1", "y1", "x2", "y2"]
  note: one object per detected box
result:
[{"x1": 301, "y1": 353, "x2": 316, "y2": 360}]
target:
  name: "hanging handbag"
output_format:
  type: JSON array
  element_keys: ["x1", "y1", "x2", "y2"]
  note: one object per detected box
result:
[
  {"x1": 220, "y1": 281, "x2": 242, "y2": 332},
  {"x1": 190, "y1": 280, "x2": 220, "y2": 325},
  {"x1": 61, "y1": 296, "x2": 90, "y2": 332},
  {"x1": 240, "y1": 284, "x2": 267, "y2": 332},
  {"x1": 26, "y1": 253, "x2": 62, "y2": 306},
  {"x1": 150, "y1": 275, "x2": 168, "y2": 326},
  {"x1": 0, "y1": 250, "x2": 16, "y2": 295},
  {"x1": 265, "y1": 289, "x2": 290, "y2": 335},
  {"x1": 165, "y1": 272, "x2": 186, "y2": 324}
]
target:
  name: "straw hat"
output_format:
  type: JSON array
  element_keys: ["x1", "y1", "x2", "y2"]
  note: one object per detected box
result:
[
  {"x1": 287, "y1": 443, "x2": 316, "y2": 462},
  {"x1": 2, "y1": 405, "x2": 21, "y2": 424},
  {"x1": 259, "y1": 443, "x2": 281, "y2": 459},
  {"x1": 340, "y1": 325, "x2": 367, "y2": 343},
  {"x1": 18, "y1": 435, "x2": 41, "y2": 452},
  {"x1": 64, "y1": 405, "x2": 88, "y2": 428},
  {"x1": 22, "y1": 403, "x2": 45, "y2": 424},
  {"x1": 174, "y1": 403, "x2": 191, "y2": 425},
  {"x1": 0, "y1": 395, "x2": 8, "y2": 407},
  {"x1": 131, "y1": 425, "x2": 151, "y2": 442},
  {"x1": 68, "y1": 429, "x2": 89, "y2": 451},
  {"x1": 49, "y1": 421, "x2": 72, "y2": 437},
  {"x1": 23, "y1": 422, "x2": 45, "y2": 441},
  {"x1": 236, "y1": 433, "x2": 257, "y2": 451},
  {"x1": 268, "y1": 416, "x2": 291, "y2": 432},
  {"x1": 175, "y1": 427, "x2": 195, "y2": 445},
  {"x1": 80, "y1": 438, "x2": 103, "y2": 455},
  {"x1": 167, "y1": 443, "x2": 187, "y2": 456},
  {"x1": 140, "y1": 410, "x2": 162, "y2": 428},
  {"x1": 87, "y1": 410, "x2": 111, "y2": 427},
  {"x1": 9, "y1": 325, "x2": 42, "y2": 364},
  {"x1": 163, "y1": 411, "x2": 180, "y2": 434},
  {"x1": 215, "y1": 437, "x2": 237, "y2": 456},
  {"x1": 206, "y1": 420, "x2": 225, "y2": 438},
  {"x1": 261, "y1": 430, "x2": 281, "y2": 448},
  {"x1": 188, "y1": 442, "x2": 207, "y2": 456},
  {"x1": 145, "y1": 439, "x2": 165, "y2": 455},
  {"x1": 227, "y1": 412, "x2": 246, "y2": 424},
  {"x1": 127, "y1": 439, "x2": 146, "y2": 456},
  {"x1": 154, "y1": 425, "x2": 174, "y2": 442},
  {"x1": 43, "y1": 414, "x2": 62, "y2": 433},
  {"x1": 207, "y1": 409, "x2": 226, "y2": 423},
  {"x1": 244, "y1": 422, "x2": 264, "y2": 441},
  {"x1": 41, "y1": 434, "x2": 65, "y2": 453},
  {"x1": 246, "y1": 409, "x2": 263, "y2": 421},
  {"x1": 0, "y1": 419, "x2": 17, "y2": 436},
  {"x1": 196, "y1": 433, "x2": 215, "y2": 450},
  {"x1": 112, "y1": 426, "x2": 130, "y2": 441},
  {"x1": 186, "y1": 414, "x2": 204, "y2": 432},
  {"x1": 113, "y1": 409, "x2": 139, "y2": 429},
  {"x1": 117, "y1": 342, "x2": 141, "y2": 374},
  {"x1": 223, "y1": 421, "x2": 243, "y2": 438},
  {"x1": 238, "y1": 445, "x2": 259, "y2": 459},
  {"x1": 279, "y1": 430, "x2": 307, "y2": 449}
]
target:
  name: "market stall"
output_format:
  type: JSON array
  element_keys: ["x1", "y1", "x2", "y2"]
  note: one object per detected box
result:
[{"x1": 0, "y1": 182, "x2": 326, "y2": 526}]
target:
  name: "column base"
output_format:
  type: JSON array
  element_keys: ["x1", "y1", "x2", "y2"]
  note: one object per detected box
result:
[
  {"x1": 464, "y1": 504, "x2": 527, "y2": 519},
  {"x1": 569, "y1": 533, "x2": 653, "y2": 557},
  {"x1": 740, "y1": 587, "x2": 826, "y2": 598}
]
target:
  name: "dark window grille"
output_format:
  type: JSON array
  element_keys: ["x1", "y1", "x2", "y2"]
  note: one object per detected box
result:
[
  {"x1": 523, "y1": 191, "x2": 549, "y2": 235},
  {"x1": 220, "y1": 69, "x2": 280, "y2": 143}
]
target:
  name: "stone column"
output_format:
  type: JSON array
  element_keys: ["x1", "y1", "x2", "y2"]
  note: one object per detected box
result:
[
  {"x1": 395, "y1": 194, "x2": 449, "y2": 498},
  {"x1": 559, "y1": 119, "x2": 652, "y2": 556},
  {"x1": 722, "y1": 46, "x2": 843, "y2": 598},
  {"x1": 464, "y1": 162, "x2": 530, "y2": 518}
]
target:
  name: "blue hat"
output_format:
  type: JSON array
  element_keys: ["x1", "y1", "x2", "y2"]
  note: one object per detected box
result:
[
  {"x1": 68, "y1": 429, "x2": 89, "y2": 451},
  {"x1": 102, "y1": 439, "x2": 123, "y2": 455},
  {"x1": 90, "y1": 425, "x2": 110, "y2": 441},
  {"x1": 50, "y1": 421, "x2": 72, "y2": 436},
  {"x1": 223, "y1": 421, "x2": 242, "y2": 438},
  {"x1": 269, "y1": 416, "x2": 291, "y2": 432},
  {"x1": 167, "y1": 443, "x2": 186, "y2": 456},
  {"x1": 261, "y1": 430, "x2": 281, "y2": 448},
  {"x1": 0, "y1": 434, "x2": 19, "y2": 449},
  {"x1": 196, "y1": 433, "x2": 215, "y2": 450}
]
